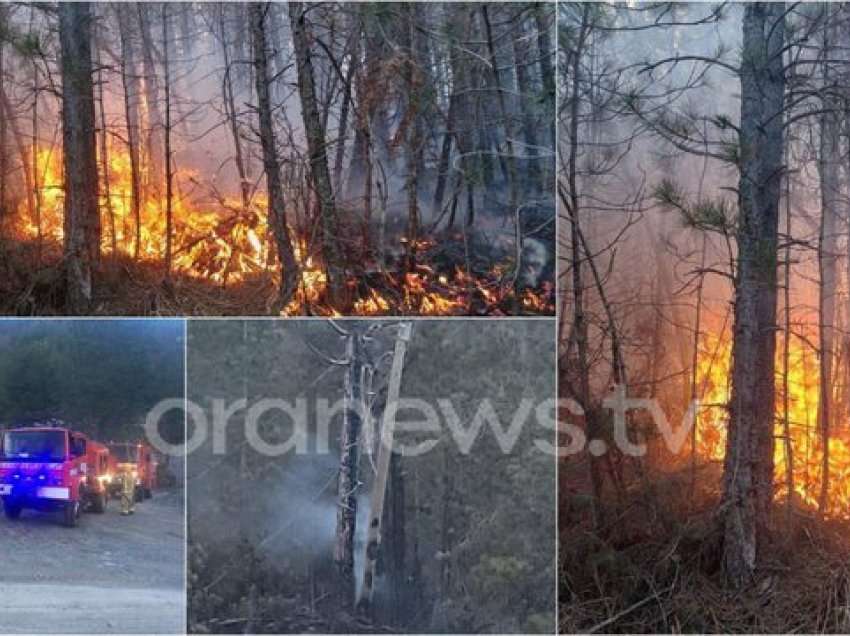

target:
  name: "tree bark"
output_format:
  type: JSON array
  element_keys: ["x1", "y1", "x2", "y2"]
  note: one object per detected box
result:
[
  {"x1": 0, "y1": 17, "x2": 6, "y2": 230},
  {"x1": 289, "y1": 2, "x2": 345, "y2": 309},
  {"x1": 60, "y1": 2, "x2": 100, "y2": 314},
  {"x1": 219, "y1": 5, "x2": 251, "y2": 213},
  {"x1": 356, "y1": 322, "x2": 412, "y2": 613},
  {"x1": 721, "y1": 2, "x2": 785, "y2": 588},
  {"x1": 816, "y1": 9, "x2": 838, "y2": 516},
  {"x1": 335, "y1": 330, "x2": 364, "y2": 605},
  {"x1": 96, "y1": 44, "x2": 117, "y2": 258},
  {"x1": 534, "y1": 2, "x2": 555, "y2": 179},
  {"x1": 403, "y1": 4, "x2": 424, "y2": 272},
  {"x1": 137, "y1": 3, "x2": 163, "y2": 194},
  {"x1": 117, "y1": 3, "x2": 143, "y2": 260},
  {"x1": 251, "y1": 2, "x2": 300, "y2": 310},
  {"x1": 511, "y1": 17, "x2": 540, "y2": 191},
  {"x1": 162, "y1": 4, "x2": 173, "y2": 280}
]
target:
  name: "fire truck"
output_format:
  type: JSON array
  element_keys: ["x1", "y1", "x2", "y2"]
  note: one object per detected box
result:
[
  {"x1": 107, "y1": 441, "x2": 157, "y2": 502},
  {"x1": 0, "y1": 426, "x2": 112, "y2": 527}
]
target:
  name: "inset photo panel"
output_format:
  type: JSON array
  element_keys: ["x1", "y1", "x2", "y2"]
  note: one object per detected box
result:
[
  {"x1": 187, "y1": 318, "x2": 557, "y2": 633},
  {"x1": 0, "y1": 2, "x2": 554, "y2": 318},
  {"x1": 0, "y1": 319, "x2": 187, "y2": 634},
  {"x1": 559, "y1": 2, "x2": 850, "y2": 634}
]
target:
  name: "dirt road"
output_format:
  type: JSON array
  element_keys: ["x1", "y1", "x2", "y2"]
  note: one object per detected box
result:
[{"x1": 0, "y1": 490, "x2": 185, "y2": 634}]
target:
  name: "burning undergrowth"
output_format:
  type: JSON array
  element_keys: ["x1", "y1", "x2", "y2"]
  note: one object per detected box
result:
[
  {"x1": 1, "y1": 143, "x2": 554, "y2": 316},
  {"x1": 693, "y1": 327, "x2": 850, "y2": 519}
]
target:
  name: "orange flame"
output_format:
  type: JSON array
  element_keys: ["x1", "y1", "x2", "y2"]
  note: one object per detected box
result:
[
  {"x1": 694, "y1": 329, "x2": 850, "y2": 518},
  {"x1": 13, "y1": 142, "x2": 554, "y2": 316}
]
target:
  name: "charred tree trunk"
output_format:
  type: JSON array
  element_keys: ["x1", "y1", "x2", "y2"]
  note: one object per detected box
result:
[
  {"x1": 357, "y1": 322, "x2": 412, "y2": 614},
  {"x1": 335, "y1": 330, "x2": 364, "y2": 606},
  {"x1": 251, "y1": 2, "x2": 300, "y2": 310},
  {"x1": 721, "y1": 2, "x2": 785, "y2": 588},
  {"x1": 60, "y1": 2, "x2": 100, "y2": 314},
  {"x1": 289, "y1": 2, "x2": 345, "y2": 309}
]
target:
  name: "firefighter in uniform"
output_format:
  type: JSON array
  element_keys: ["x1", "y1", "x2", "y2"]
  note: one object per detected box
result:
[{"x1": 120, "y1": 470, "x2": 135, "y2": 516}]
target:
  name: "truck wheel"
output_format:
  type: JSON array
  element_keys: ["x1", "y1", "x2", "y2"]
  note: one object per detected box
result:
[
  {"x1": 134, "y1": 487, "x2": 143, "y2": 503},
  {"x1": 91, "y1": 493, "x2": 106, "y2": 514},
  {"x1": 3, "y1": 501, "x2": 22, "y2": 520},
  {"x1": 63, "y1": 501, "x2": 80, "y2": 527},
  {"x1": 144, "y1": 488, "x2": 152, "y2": 500}
]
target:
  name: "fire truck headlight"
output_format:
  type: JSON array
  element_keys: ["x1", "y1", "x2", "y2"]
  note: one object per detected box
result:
[
  {"x1": 38, "y1": 474, "x2": 46, "y2": 481},
  {"x1": 12, "y1": 473, "x2": 20, "y2": 480}
]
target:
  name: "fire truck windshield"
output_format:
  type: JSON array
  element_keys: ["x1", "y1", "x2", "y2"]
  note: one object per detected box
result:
[
  {"x1": 2, "y1": 430, "x2": 67, "y2": 461},
  {"x1": 109, "y1": 444, "x2": 138, "y2": 463}
]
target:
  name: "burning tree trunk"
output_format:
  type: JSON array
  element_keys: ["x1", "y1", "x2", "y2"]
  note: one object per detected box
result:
[
  {"x1": 816, "y1": 9, "x2": 838, "y2": 516},
  {"x1": 251, "y1": 2, "x2": 300, "y2": 310},
  {"x1": 117, "y1": 3, "x2": 143, "y2": 261},
  {"x1": 721, "y1": 2, "x2": 785, "y2": 588},
  {"x1": 289, "y1": 2, "x2": 345, "y2": 310},
  {"x1": 59, "y1": 2, "x2": 100, "y2": 314}
]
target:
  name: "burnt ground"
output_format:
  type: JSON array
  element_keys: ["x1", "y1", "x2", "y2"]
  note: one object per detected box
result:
[
  {"x1": 0, "y1": 237, "x2": 555, "y2": 317},
  {"x1": 0, "y1": 489, "x2": 185, "y2": 634}
]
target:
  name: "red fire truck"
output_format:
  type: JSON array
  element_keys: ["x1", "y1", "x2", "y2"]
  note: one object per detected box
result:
[
  {"x1": 0, "y1": 426, "x2": 112, "y2": 527},
  {"x1": 107, "y1": 441, "x2": 157, "y2": 502}
]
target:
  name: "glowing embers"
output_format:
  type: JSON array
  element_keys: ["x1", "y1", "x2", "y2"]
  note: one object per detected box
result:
[{"x1": 693, "y1": 328, "x2": 850, "y2": 518}]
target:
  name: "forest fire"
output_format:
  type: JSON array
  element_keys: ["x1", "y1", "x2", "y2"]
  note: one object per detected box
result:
[
  {"x1": 11, "y1": 142, "x2": 553, "y2": 316},
  {"x1": 694, "y1": 329, "x2": 850, "y2": 518}
]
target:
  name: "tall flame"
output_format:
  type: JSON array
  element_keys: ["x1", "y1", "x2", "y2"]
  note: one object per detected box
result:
[{"x1": 694, "y1": 329, "x2": 850, "y2": 518}]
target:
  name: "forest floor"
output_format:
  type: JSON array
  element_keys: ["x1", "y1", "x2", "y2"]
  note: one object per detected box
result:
[
  {"x1": 0, "y1": 489, "x2": 185, "y2": 634},
  {"x1": 0, "y1": 237, "x2": 553, "y2": 316},
  {"x1": 188, "y1": 540, "x2": 398, "y2": 634},
  {"x1": 560, "y1": 462, "x2": 850, "y2": 634}
]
